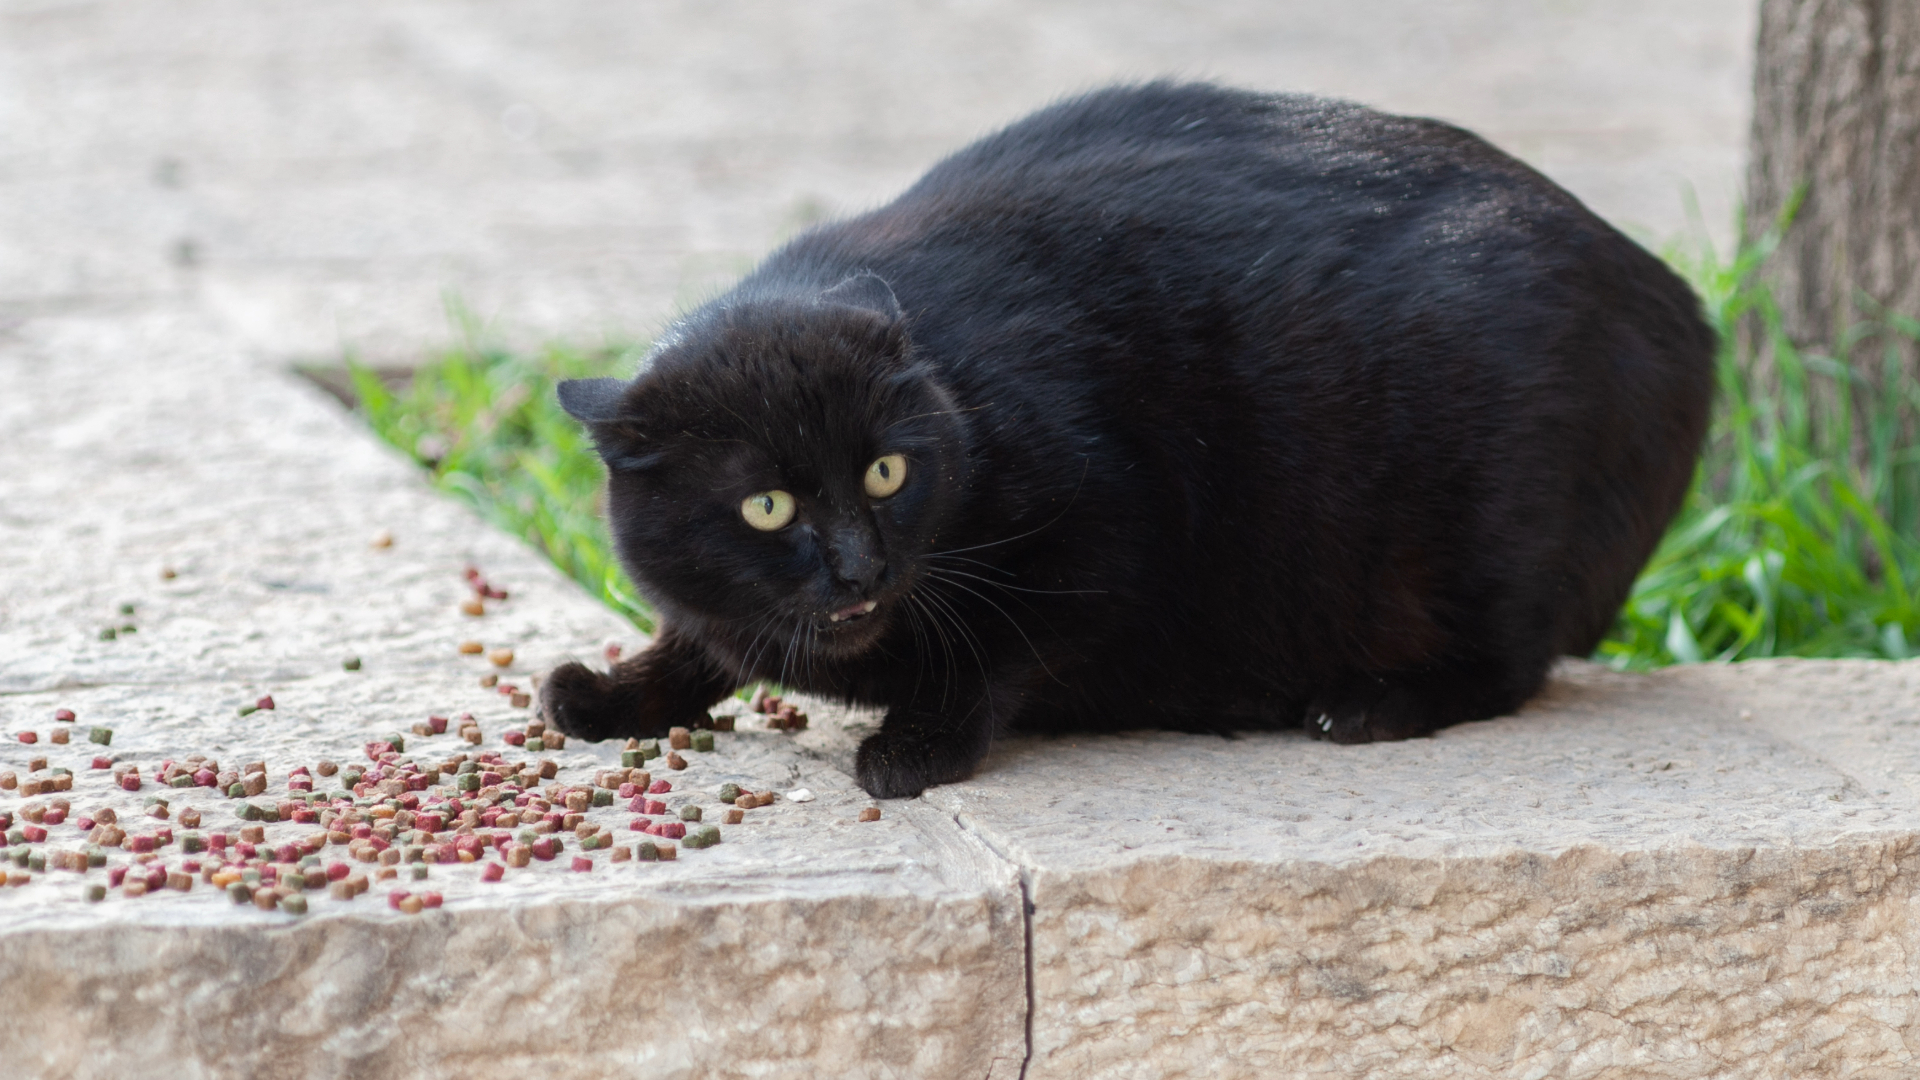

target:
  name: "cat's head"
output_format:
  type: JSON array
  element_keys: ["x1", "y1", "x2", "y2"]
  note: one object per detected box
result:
[{"x1": 559, "y1": 273, "x2": 969, "y2": 663}]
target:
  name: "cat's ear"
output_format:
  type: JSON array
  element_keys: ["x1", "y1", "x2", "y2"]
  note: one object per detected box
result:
[
  {"x1": 556, "y1": 378, "x2": 630, "y2": 424},
  {"x1": 819, "y1": 273, "x2": 903, "y2": 320}
]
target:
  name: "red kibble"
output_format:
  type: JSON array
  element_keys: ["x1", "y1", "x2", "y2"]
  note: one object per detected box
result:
[
  {"x1": 23, "y1": 824, "x2": 48, "y2": 843},
  {"x1": 256, "y1": 696, "x2": 275, "y2": 711},
  {"x1": 648, "y1": 780, "x2": 671, "y2": 795},
  {"x1": 617, "y1": 783, "x2": 637, "y2": 799},
  {"x1": 629, "y1": 818, "x2": 648, "y2": 831},
  {"x1": 127, "y1": 835, "x2": 154, "y2": 853},
  {"x1": 388, "y1": 890, "x2": 411, "y2": 910},
  {"x1": 43, "y1": 809, "x2": 65, "y2": 826},
  {"x1": 119, "y1": 774, "x2": 141, "y2": 792},
  {"x1": 422, "y1": 891, "x2": 443, "y2": 908},
  {"x1": 194, "y1": 770, "x2": 217, "y2": 787},
  {"x1": 570, "y1": 856, "x2": 592, "y2": 873},
  {"x1": 75, "y1": 816, "x2": 93, "y2": 832},
  {"x1": 54, "y1": 709, "x2": 75, "y2": 723},
  {"x1": 656, "y1": 822, "x2": 686, "y2": 840},
  {"x1": 235, "y1": 842, "x2": 257, "y2": 860},
  {"x1": 480, "y1": 862, "x2": 504, "y2": 883},
  {"x1": 275, "y1": 844, "x2": 298, "y2": 863},
  {"x1": 327, "y1": 862, "x2": 350, "y2": 882},
  {"x1": 91, "y1": 757, "x2": 112, "y2": 770},
  {"x1": 209, "y1": 834, "x2": 228, "y2": 852},
  {"x1": 17, "y1": 732, "x2": 36, "y2": 744},
  {"x1": 464, "y1": 566, "x2": 482, "y2": 581},
  {"x1": 425, "y1": 715, "x2": 448, "y2": 735},
  {"x1": 531, "y1": 838, "x2": 557, "y2": 861},
  {"x1": 604, "y1": 643, "x2": 622, "y2": 661},
  {"x1": 503, "y1": 731, "x2": 526, "y2": 747}
]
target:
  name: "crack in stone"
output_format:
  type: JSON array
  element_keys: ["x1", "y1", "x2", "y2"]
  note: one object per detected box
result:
[{"x1": 947, "y1": 810, "x2": 1036, "y2": 1079}]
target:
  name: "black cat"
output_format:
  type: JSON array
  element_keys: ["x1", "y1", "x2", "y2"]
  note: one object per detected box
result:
[{"x1": 541, "y1": 82, "x2": 1714, "y2": 798}]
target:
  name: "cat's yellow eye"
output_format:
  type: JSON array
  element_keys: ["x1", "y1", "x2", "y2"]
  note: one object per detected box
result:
[
  {"x1": 864, "y1": 454, "x2": 908, "y2": 499},
  {"x1": 741, "y1": 490, "x2": 796, "y2": 531}
]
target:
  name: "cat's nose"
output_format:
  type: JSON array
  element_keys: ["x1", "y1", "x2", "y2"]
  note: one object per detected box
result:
[{"x1": 829, "y1": 528, "x2": 887, "y2": 592}]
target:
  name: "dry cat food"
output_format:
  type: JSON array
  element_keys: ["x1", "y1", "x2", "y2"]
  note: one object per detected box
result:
[{"x1": 747, "y1": 687, "x2": 809, "y2": 731}]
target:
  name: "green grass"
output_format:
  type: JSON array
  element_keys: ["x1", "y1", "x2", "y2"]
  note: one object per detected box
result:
[
  {"x1": 352, "y1": 231, "x2": 1920, "y2": 669},
  {"x1": 348, "y1": 328, "x2": 656, "y2": 634}
]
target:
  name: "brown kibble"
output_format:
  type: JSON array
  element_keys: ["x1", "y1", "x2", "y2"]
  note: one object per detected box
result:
[
  {"x1": 316, "y1": 760, "x2": 338, "y2": 777},
  {"x1": 859, "y1": 807, "x2": 882, "y2": 822},
  {"x1": 254, "y1": 889, "x2": 279, "y2": 910},
  {"x1": 488, "y1": 648, "x2": 514, "y2": 668},
  {"x1": 510, "y1": 692, "x2": 530, "y2": 709},
  {"x1": 178, "y1": 808, "x2": 201, "y2": 829},
  {"x1": 623, "y1": 737, "x2": 638, "y2": 751},
  {"x1": 666, "y1": 752, "x2": 687, "y2": 771},
  {"x1": 754, "y1": 791, "x2": 774, "y2": 807},
  {"x1": 243, "y1": 774, "x2": 267, "y2": 797},
  {"x1": 564, "y1": 791, "x2": 590, "y2": 813},
  {"x1": 240, "y1": 826, "x2": 265, "y2": 844},
  {"x1": 398, "y1": 895, "x2": 424, "y2": 914},
  {"x1": 544, "y1": 732, "x2": 565, "y2": 750},
  {"x1": 328, "y1": 881, "x2": 355, "y2": 901},
  {"x1": 479, "y1": 673, "x2": 498, "y2": 688},
  {"x1": 93, "y1": 807, "x2": 117, "y2": 826},
  {"x1": 29, "y1": 757, "x2": 46, "y2": 773},
  {"x1": 610, "y1": 845, "x2": 631, "y2": 863},
  {"x1": 462, "y1": 727, "x2": 483, "y2": 746},
  {"x1": 370, "y1": 530, "x2": 393, "y2": 549},
  {"x1": 657, "y1": 844, "x2": 676, "y2": 861},
  {"x1": 711, "y1": 715, "x2": 735, "y2": 732},
  {"x1": 0, "y1": 772, "x2": 14, "y2": 790},
  {"x1": 460, "y1": 598, "x2": 485, "y2": 617},
  {"x1": 527, "y1": 720, "x2": 546, "y2": 738},
  {"x1": 668, "y1": 727, "x2": 691, "y2": 750},
  {"x1": 458, "y1": 641, "x2": 484, "y2": 655},
  {"x1": 538, "y1": 760, "x2": 558, "y2": 780},
  {"x1": 724, "y1": 808, "x2": 744, "y2": 825},
  {"x1": 168, "y1": 872, "x2": 193, "y2": 891},
  {"x1": 49, "y1": 729, "x2": 68, "y2": 745},
  {"x1": 161, "y1": 566, "x2": 177, "y2": 580}
]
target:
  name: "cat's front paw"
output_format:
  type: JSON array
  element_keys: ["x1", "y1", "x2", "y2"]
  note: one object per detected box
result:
[
  {"x1": 854, "y1": 726, "x2": 985, "y2": 798},
  {"x1": 539, "y1": 661, "x2": 628, "y2": 742}
]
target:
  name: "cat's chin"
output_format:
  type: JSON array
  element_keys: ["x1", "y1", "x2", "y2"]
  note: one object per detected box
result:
[{"x1": 808, "y1": 605, "x2": 892, "y2": 659}]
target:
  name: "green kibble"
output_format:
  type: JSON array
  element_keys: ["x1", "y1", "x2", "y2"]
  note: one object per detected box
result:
[
  {"x1": 591, "y1": 789, "x2": 612, "y2": 808},
  {"x1": 679, "y1": 805, "x2": 702, "y2": 822},
  {"x1": 237, "y1": 704, "x2": 258, "y2": 717},
  {"x1": 120, "y1": 624, "x2": 136, "y2": 634},
  {"x1": 525, "y1": 737, "x2": 545, "y2": 753},
  {"x1": 516, "y1": 829, "x2": 537, "y2": 846},
  {"x1": 636, "y1": 841, "x2": 659, "y2": 861},
  {"x1": 27, "y1": 851, "x2": 46, "y2": 872},
  {"x1": 237, "y1": 803, "x2": 259, "y2": 821},
  {"x1": 227, "y1": 783, "x2": 247, "y2": 798},
  {"x1": 456, "y1": 773, "x2": 481, "y2": 792},
  {"x1": 340, "y1": 771, "x2": 363, "y2": 787},
  {"x1": 7, "y1": 847, "x2": 26, "y2": 866},
  {"x1": 301, "y1": 855, "x2": 321, "y2": 868},
  {"x1": 180, "y1": 833, "x2": 204, "y2": 854},
  {"x1": 228, "y1": 882, "x2": 252, "y2": 905},
  {"x1": 690, "y1": 730, "x2": 714, "y2": 752},
  {"x1": 457, "y1": 761, "x2": 479, "y2": 774},
  {"x1": 85, "y1": 884, "x2": 107, "y2": 902},
  {"x1": 88, "y1": 727, "x2": 112, "y2": 746},
  {"x1": 242, "y1": 870, "x2": 261, "y2": 885},
  {"x1": 87, "y1": 847, "x2": 106, "y2": 868},
  {"x1": 404, "y1": 846, "x2": 424, "y2": 863},
  {"x1": 99, "y1": 627, "x2": 117, "y2": 641},
  {"x1": 342, "y1": 657, "x2": 361, "y2": 671},
  {"x1": 410, "y1": 863, "x2": 428, "y2": 880},
  {"x1": 717, "y1": 783, "x2": 742, "y2": 804},
  {"x1": 684, "y1": 824, "x2": 720, "y2": 849},
  {"x1": 7, "y1": 830, "x2": 26, "y2": 846},
  {"x1": 281, "y1": 894, "x2": 308, "y2": 916},
  {"x1": 637, "y1": 740, "x2": 660, "y2": 761},
  {"x1": 51, "y1": 767, "x2": 70, "y2": 777},
  {"x1": 386, "y1": 734, "x2": 406, "y2": 753},
  {"x1": 169, "y1": 774, "x2": 194, "y2": 788},
  {"x1": 621, "y1": 750, "x2": 641, "y2": 768},
  {"x1": 283, "y1": 872, "x2": 305, "y2": 891},
  {"x1": 119, "y1": 603, "x2": 136, "y2": 616}
]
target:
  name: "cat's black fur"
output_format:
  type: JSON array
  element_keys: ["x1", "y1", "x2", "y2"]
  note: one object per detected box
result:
[{"x1": 541, "y1": 82, "x2": 1714, "y2": 798}]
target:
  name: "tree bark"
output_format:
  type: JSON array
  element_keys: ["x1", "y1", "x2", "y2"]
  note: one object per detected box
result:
[{"x1": 1748, "y1": 0, "x2": 1920, "y2": 385}]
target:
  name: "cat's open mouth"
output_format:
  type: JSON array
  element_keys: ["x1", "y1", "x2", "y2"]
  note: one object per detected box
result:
[{"x1": 828, "y1": 599, "x2": 879, "y2": 623}]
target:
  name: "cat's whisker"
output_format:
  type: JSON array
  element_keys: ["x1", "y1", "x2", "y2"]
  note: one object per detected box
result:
[
  {"x1": 921, "y1": 563, "x2": 1107, "y2": 596},
  {"x1": 922, "y1": 570, "x2": 1061, "y2": 685},
  {"x1": 922, "y1": 456, "x2": 1091, "y2": 560}
]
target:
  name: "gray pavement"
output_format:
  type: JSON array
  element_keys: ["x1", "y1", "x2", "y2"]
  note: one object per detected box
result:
[{"x1": 23, "y1": 4, "x2": 1920, "y2": 1080}]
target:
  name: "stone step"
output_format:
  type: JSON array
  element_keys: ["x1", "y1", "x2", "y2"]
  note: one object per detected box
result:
[{"x1": 8, "y1": 308, "x2": 1920, "y2": 1078}]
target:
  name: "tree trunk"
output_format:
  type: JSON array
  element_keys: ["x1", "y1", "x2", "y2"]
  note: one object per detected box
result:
[{"x1": 1747, "y1": 0, "x2": 1920, "y2": 427}]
